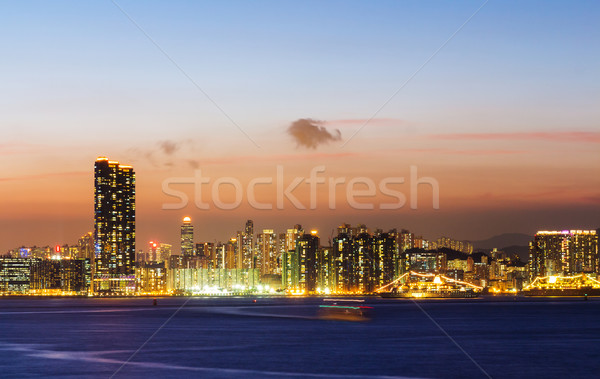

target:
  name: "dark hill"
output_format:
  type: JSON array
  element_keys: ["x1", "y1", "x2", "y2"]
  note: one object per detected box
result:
[{"x1": 473, "y1": 233, "x2": 532, "y2": 250}]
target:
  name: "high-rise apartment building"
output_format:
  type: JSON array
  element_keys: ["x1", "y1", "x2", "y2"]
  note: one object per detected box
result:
[
  {"x1": 529, "y1": 230, "x2": 598, "y2": 279},
  {"x1": 145, "y1": 242, "x2": 172, "y2": 263},
  {"x1": 373, "y1": 230, "x2": 398, "y2": 288},
  {"x1": 94, "y1": 157, "x2": 135, "y2": 291},
  {"x1": 225, "y1": 238, "x2": 237, "y2": 269},
  {"x1": 317, "y1": 245, "x2": 333, "y2": 292},
  {"x1": 237, "y1": 220, "x2": 254, "y2": 269},
  {"x1": 285, "y1": 225, "x2": 303, "y2": 252},
  {"x1": 296, "y1": 230, "x2": 320, "y2": 293},
  {"x1": 257, "y1": 229, "x2": 277, "y2": 276},
  {"x1": 355, "y1": 231, "x2": 375, "y2": 293},
  {"x1": 77, "y1": 232, "x2": 94, "y2": 261},
  {"x1": 333, "y1": 227, "x2": 356, "y2": 292}
]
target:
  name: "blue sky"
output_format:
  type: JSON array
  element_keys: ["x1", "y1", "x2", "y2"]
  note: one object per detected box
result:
[{"x1": 2, "y1": 0, "x2": 598, "y2": 145}]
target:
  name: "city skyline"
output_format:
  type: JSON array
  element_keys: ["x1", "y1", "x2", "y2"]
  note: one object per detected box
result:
[
  {"x1": 1, "y1": 1, "x2": 599, "y2": 252},
  {"x1": 2, "y1": 3, "x2": 599, "y2": 378}
]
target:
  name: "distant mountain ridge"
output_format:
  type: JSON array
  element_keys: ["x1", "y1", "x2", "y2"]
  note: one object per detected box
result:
[{"x1": 472, "y1": 233, "x2": 532, "y2": 250}]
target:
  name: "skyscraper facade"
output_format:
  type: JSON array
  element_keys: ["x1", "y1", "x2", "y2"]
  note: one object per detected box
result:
[
  {"x1": 94, "y1": 157, "x2": 135, "y2": 291},
  {"x1": 181, "y1": 217, "x2": 194, "y2": 257}
]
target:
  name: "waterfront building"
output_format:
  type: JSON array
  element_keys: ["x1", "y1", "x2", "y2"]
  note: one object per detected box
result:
[
  {"x1": 168, "y1": 268, "x2": 260, "y2": 293},
  {"x1": 529, "y1": 230, "x2": 598, "y2": 279},
  {"x1": 30, "y1": 260, "x2": 61, "y2": 291},
  {"x1": 136, "y1": 262, "x2": 167, "y2": 293},
  {"x1": 0, "y1": 257, "x2": 37, "y2": 293}
]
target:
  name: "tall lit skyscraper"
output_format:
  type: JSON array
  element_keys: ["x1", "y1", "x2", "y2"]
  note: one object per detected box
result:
[
  {"x1": 94, "y1": 157, "x2": 135, "y2": 292},
  {"x1": 181, "y1": 217, "x2": 194, "y2": 256}
]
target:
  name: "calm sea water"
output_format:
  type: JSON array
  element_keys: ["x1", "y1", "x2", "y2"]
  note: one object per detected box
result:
[{"x1": 0, "y1": 296, "x2": 598, "y2": 378}]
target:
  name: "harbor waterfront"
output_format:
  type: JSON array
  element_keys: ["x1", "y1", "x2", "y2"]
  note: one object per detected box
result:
[{"x1": 0, "y1": 296, "x2": 599, "y2": 378}]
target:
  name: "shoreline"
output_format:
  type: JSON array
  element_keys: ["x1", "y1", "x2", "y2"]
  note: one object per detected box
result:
[{"x1": 0, "y1": 294, "x2": 595, "y2": 301}]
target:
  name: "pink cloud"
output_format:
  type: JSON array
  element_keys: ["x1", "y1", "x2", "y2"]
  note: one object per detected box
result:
[
  {"x1": 324, "y1": 118, "x2": 406, "y2": 127},
  {"x1": 446, "y1": 149, "x2": 525, "y2": 155},
  {"x1": 430, "y1": 131, "x2": 600, "y2": 143}
]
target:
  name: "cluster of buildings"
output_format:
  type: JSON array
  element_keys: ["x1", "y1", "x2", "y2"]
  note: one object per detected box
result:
[
  {"x1": 528, "y1": 230, "x2": 598, "y2": 279},
  {"x1": 1, "y1": 157, "x2": 598, "y2": 296}
]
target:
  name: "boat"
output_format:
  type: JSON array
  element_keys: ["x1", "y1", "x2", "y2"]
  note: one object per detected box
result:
[{"x1": 318, "y1": 301, "x2": 373, "y2": 321}]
